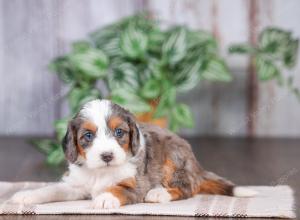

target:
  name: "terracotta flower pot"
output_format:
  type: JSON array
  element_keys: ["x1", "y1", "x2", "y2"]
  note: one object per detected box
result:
[{"x1": 135, "y1": 100, "x2": 168, "y2": 128}]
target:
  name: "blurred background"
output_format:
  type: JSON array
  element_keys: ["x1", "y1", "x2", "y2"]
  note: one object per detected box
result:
[
  {"x1": 0, "y1": 2, "x2": 300, "y2": 209},
  {"x1": 0, "y1": 0, "x2": 300, "y2": 139}
]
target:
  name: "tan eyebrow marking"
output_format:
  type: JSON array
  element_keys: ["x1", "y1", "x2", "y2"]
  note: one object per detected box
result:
[
  {"x1": 82, "y1": 121, "x2": 97, "y2": 133},
  {"x1": 76, "y1": 121, "x2": 97, "y2": 159},
  {"x1": 107, "y1": 116, "x2": 130, "y2": 152},
  {"x1": 108, "y1": 116, "x2": 124, "y2": 130}
]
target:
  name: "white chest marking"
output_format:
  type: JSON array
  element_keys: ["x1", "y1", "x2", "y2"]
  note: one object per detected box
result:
[{"x1": 63, "y1": 163, "x2": 137, "y2": 198}]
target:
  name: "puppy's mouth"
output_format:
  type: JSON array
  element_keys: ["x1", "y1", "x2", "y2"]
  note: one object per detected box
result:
[{"x1": 103, "y1": 160, "x2": 119, "y2": 167}]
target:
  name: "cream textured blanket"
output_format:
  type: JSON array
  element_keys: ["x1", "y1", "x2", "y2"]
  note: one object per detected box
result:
[{"x1": 0, "y1": 182, "x2": 295, "y2": 218}]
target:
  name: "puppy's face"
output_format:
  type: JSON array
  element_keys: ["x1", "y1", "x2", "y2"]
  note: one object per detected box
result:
[{"x1": 62, "y1": 100, "x2": 141, "y2": 169}]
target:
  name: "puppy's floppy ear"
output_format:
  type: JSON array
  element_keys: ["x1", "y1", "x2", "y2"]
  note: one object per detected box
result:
[
  {"x1": 128, "y1": 116, "x2": 140, "y2": 155},
  {"x1": 62, "y1": 120, "x2": 78, "y2": 163}
]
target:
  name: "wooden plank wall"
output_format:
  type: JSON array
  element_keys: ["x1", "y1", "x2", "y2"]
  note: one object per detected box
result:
[{"x1": 0, "y1": 0, "x2": 299, "y2": 137}]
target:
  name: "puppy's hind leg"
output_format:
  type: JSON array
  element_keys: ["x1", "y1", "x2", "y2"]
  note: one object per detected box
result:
[
  {"x1": 10, "y1": 182, "x2": 86, "y2": 205},
  {"x1": 195, "y1": 171, "x2": 257, "y2": 197},
  {"x1": 195, "y1": 171, "x2": 235, "y2": 196}
]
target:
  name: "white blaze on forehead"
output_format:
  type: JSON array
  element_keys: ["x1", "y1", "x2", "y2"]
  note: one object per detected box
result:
[{"x1": 80, "y1": 99, "x2": 111, "y2": 130}]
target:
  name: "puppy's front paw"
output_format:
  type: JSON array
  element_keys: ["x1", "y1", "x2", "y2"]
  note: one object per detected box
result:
[
  {"x1": 92, "y1": 192, "x2": 121, "y2": 209},
  {"x1": 145, "y1": 187, "x2": 171, "y2": 203},
  {"x1": 10, "y1": 190, "x2": 39, "y2": 205}
]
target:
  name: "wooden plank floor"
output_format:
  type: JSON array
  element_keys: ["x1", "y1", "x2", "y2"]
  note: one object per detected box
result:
[{"x1": 0, "y1": 137, "x2": 299, "y2": 219}]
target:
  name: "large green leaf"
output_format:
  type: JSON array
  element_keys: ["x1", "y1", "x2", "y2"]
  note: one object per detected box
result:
[
  {"x1": 167, "y1": 103, "x2": 194, "y2": 131},
  {"x1": 140, "y1": 79, "x2": 161, "y2": 99},
  {"x1": 111, "y1": 88, "x2": 151, "y2": 113},
  {"x1": 259, "y1": 28, "x2": 291, "y2": 58},
  {"x1": 143, "y1": 58, "x2": 163, "y2": 81},
  {"x1": 162, "y1": 27, "x2": 187, "y2": 66},
  {"x1": 255, "y1": 56, "x2": 279, "y2": 81},
  {"x1": 54, "y1": 118, "x2": 69, "y2": 143},
  {"x1": 68, "y1": 87, "x2": 86, "y2": 112},
  {"x1": 172, "y1": 104, "x2": 194, "y2": 128},
  {"x1": 283, "y1": 39, "x2": 299, "y2": 68},
  {"x1": 49, "y1": 57, "x2": 75, "y2": 84},
  {"x1": 148, "y1": 28, "x2": 166, "y2": 54},
  {"x1": 108, "y1": 62, "x2": 139, "y2": 92},
  {"x1": 138, "y1": 65, "x2": 155, "y2": 84},
  {"x1": 169, "y1": 118, "x2": 180, "y2": 132},
  {"x1": 31, "y1": 139, "x2": 57, "y2": 155},
  {"x1": 90, "y1": 24, "x2": 119, "y2": 46},
  {"x1": 120, "y1": 25, "x2": 148, "y2": 59},
  {"x1": 102, "y1": 37, "x2": 123, "y2": 57},
  {"x1": 47, "y1": 146, "x2": 65, "y2": 166},
  {"x1": 201, "y1": 58, "x2": 232, "y2": 82},
  {"x1": 69, "y1": 48, "x2": 108, "y2": 78},
  {"x1": 187, "y1": 30, "x2": 217, "y2": 54},
  {"x1": 153, "y1": 86, "x2": 176, "y2": 118},
  {"x1": 90, "y1": 24, "x2": 123, "y2": 57},
  {"x1": 174, "y1": 61, "x2": 202, "y2": 92}
]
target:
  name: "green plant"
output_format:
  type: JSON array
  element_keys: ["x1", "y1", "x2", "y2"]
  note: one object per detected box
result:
[
  {"x1": 34, "y1": 14, "x2": 233, "y2": 165},
  {"x1": 33, "y1": 15, "x2": 299, "y2": 166},
  {"x1": 90, "y1": 14, "x2": 232, "y2": 129},
  {"x1": 229, "y1": 27, "x2": 300, "y2": 100}
]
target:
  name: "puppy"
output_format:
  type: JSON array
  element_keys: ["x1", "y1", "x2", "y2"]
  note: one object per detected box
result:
[{"x1": 11, "y1": 99, "x2": 255, "y2": 208}]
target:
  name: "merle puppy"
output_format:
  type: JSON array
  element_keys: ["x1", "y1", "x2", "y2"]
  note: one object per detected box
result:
[{"x1": 11, "y1": 99, "x2": 255, "y2": 208}]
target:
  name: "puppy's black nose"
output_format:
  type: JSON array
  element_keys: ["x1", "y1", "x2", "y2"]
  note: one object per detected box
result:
[{"x1": 101, "y1": 152, "x2": 113, "y2": 163}]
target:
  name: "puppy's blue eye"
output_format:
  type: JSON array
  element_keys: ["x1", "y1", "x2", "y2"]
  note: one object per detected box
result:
[
  {"x1": 84, "y1": 132, "x2": 93, "y2": 141},
  {"x1": 114, "y1": 128, "x2": 124, "y2": 138}
]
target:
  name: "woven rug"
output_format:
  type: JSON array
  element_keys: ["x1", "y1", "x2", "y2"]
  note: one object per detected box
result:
[{"x1": 0, "y1": 182, "x2": 295, "y2": 218}]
